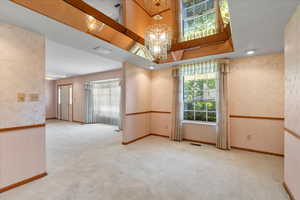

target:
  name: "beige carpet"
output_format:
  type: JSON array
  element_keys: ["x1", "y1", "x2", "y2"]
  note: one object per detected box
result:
[{"x1": 0, "y1": 120, "x2": 289, "y2": 200}]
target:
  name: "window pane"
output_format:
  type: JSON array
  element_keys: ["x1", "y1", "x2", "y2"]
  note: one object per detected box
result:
[
  {"x1": 207, "y1": 0, "x2": 214, "y2": 10},
  {"x1": 195, "y1": 79, "x2": 205, "y2": 90},
  {"x1": 202, "y1": 90, "x2": 209, "y2": 100},
  {"x1": 207, "y1": 101, "x2": 216, "y2": 111},
  {"x1": 184, "y1": 111, "x2": 194, "y2": 120},
  {"x1": 195, "y1": 5, "x2": 204, "y2": 16},
  {"x1": 208, "y1": 90, "x2": 216, "y2": 100},
  {"x1": 187, "y1": 19, "x2": 195, "y2": 29},
  {"x1": 186, "y1": 8, "x2": 194, "y2": 18},
  {"x1": 195, "y1": 101, "x2": 206, "y2": 111},
  {"x1": 194, "y1": 90, "x2": 203, "y2": 101},
  {"x1": 184, "y1": 103, "x2": 194, "y2": 110},
  {"x1": 195, "y1": 112, "x2": 206, "y2": 121},
  {"x1": 184, "y1": 90, "x2": 194, "y2": 103},
  {"x1": 207, "y1": 79, "x2": 216, "y2": 89},
  {"x1": 195, "y1": 0, "x2": 203, "y2": 4},
  {"x1": 208, "y1": 112, "x2": 216, "y2": 122},
  {"x1": 184, "y1": 80, "x2": 195, "y2": 90},
  {"x1": 183, "y1": 0, "x2": 194, "y2": 7}
]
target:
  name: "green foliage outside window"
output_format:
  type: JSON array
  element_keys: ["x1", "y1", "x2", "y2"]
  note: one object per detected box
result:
[
  {"x1": 181, "y1": 0, "x2": 230, "y2": 41},
  {"x1": 181, "y1": 0, "x2": 216, "y2": 41},
  {"x1": 183, "y1": 73, "x2": 217, "y2": 123}
]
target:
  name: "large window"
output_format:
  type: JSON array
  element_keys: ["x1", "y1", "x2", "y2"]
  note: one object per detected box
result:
[
  {"x1": 181, "y1": 0, "x2": 216, "y2": 41},
  {"x1": 183, "y1": 71, "x2": 217, "y2": 123}
]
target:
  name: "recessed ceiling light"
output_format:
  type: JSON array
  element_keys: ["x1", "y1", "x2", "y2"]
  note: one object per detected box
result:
[
  {"x1": 45, "y1": 74, "x2": 67, "y2": 80},
  {"x1": 246, "y1": 50, "x2": 255, "y2": 55},
  {"x1": 93, "y1": 46, "x2": 112, "y2": 55},
  {"x1": 149, "y1": 66, "x2": 155, "y2": 70}
]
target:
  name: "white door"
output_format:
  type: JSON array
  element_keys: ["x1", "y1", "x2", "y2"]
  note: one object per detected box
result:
[{"x1": 58, "y1": 85, "x2": 72, "y2": 121}]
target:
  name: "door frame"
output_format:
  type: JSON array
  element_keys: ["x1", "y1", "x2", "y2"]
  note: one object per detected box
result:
[{"x1": 57, "y1": 83, "x2": 73, "y2": 122}]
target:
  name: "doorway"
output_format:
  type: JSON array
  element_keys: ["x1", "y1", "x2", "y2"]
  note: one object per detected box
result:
[{"x1": 57, "y1": 84, "x2": 73, "y2": 121}]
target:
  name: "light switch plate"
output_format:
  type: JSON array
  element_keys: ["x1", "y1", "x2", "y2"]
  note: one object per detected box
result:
[
  {"x1": 17, "y1": 93, "x2": 26, "y2": 102},
  {"x1": 29, "y1": 93, "x2": 39, "y2": 102}
]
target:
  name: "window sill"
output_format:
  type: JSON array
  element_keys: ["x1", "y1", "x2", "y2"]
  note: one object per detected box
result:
[{"x1": 182, "y1": 120, "x2": 216, "y2": 126}]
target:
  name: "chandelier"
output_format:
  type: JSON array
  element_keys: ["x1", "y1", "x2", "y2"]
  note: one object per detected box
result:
[
  {"x1": 145, "y1": 15, "x2": 172, "y2": 60},
  {"x1": 86, "y1": 15, "x2": 105, "y2": 34}
]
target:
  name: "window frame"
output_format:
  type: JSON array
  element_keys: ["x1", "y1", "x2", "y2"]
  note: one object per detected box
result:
[
  {"x1": 182, "y1": 72, "x2": 218, "y2": 125},
  {"x1": 179, "y1": 0, "x2": 217, "y2": 41}
]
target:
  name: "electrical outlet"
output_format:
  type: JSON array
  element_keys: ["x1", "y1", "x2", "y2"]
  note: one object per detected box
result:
[{"x1": 247, "y1": 134, "x2": 252, "y2": 140}]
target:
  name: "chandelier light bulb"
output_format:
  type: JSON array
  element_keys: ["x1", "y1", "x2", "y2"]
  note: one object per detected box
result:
[
  {"x1": 160, "y1": 33, "x2": 166, "y2": 40},
  {"x1": 153, "y1": 46, "x2": 160, "y2": 53},
  {"x1": 150, "y1": 34, "x2": 156, "y2": 40}
]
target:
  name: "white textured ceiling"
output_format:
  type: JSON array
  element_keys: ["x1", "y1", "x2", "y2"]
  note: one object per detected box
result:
[
  {"x1": 46, "y1": 39, "x2": 122, "y2": 77},
  {"x1": 83, "y1": 0, "x2": 121, "y2": 21},
  {"x1": 0, "y1": 0, "x2": 299, "y2": 74}
]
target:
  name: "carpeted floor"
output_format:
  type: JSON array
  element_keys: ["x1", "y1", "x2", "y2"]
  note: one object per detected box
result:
[{"x1": 0, "y1": 120, "x2": 289, "y2": 200}]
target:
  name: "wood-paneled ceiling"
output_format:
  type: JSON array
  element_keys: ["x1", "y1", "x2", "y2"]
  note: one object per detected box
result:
[
  {"x1": 9, "y1": 0, "x2": 233, "y2": 64},
  {"x1": 134, "y1": 0, "x2": 171, "y2": 17}
]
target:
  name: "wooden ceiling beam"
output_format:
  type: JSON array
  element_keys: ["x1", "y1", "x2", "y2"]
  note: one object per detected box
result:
[
  {"x1": 63, "y1": 0, "x2": 145, "y2": 44},
  {"x1": 183, "y1": 39, "x2": 233, "y2": 60},
  {"x1": 159, "y1": 39, "x2": 234, "y2": 64},
  {"x1": 171, "y1": 25, "x2": 231, "y2": 51}
]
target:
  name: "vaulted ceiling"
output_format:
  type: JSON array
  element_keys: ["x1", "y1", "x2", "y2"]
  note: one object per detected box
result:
[
  {"x1": 133, "y1": 0, "x2": 171, "y2": 17},
  {"x1": 0, "y1": 0, "x2": 298, "y2": 77}
]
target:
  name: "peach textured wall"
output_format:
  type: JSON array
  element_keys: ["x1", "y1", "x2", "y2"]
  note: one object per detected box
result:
[
  {"x1": 45, "y1": 80, "x2": 56, "y2": 119},
  {"x1": 56, "y1": 69, "x2": 122, "y2": 122},
  {"x1": 0, "y1": 127, "x2": 46, "y2": 188},
  {"x1": 0, "y1": 24, "x2": 45, "y2": 128},
  {"x1": 0, "y1": 23, "x2": 46, "y2": 188},
  {"x1": 123, "y1": 0, "x2": 152, "y2": 38},
  {"x1": 150, "y1": 68, "x2": 172, "y2": 136},
  {"x1": 123, "y1": 63, "x2": 151, "y2": 143},
  {"x1": 150, "y1": 53, "x2": 284, "y2": 154},
  {"x1": 229, "y1": 53, "x2": 284, "y2": 155},
  {"x1": 284, "y1": 5, "x2": 300, "y2": 200}
]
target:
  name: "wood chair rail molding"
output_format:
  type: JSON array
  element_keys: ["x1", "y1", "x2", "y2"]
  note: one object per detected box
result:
[
  {"x1": 283, "y1": 182, "x2": 296, "y2": 200},
  {"x1": 230, "y1": 115, "x2": 284, "y2": 121},
  {"x1": 0, "y1": 124, "x2": 46, "y2": 133},
  {"x1": 284, "y1": 128, "x2": 300, "y2": 140},
  {"x1": 125, "y1": 111, "x2": 171, "y2": 116},
  {"x1": 0, "y1": 172, "x2": 47, "y2": 193}
]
